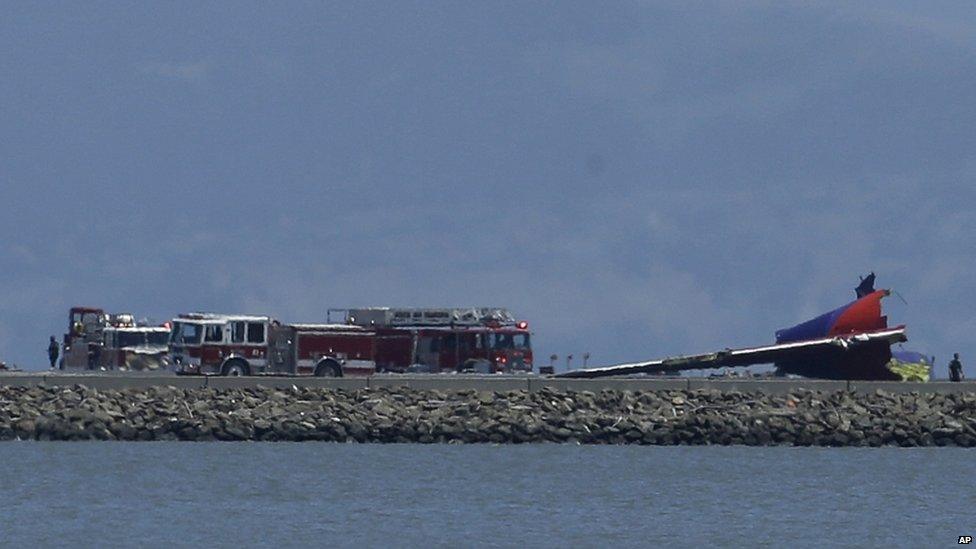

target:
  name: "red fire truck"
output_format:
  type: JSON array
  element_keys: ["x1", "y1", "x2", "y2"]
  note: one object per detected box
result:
[
  {"x1": 336, "y1": 307, "x2": 533, "y2": 374},
  {"x1": 61, "y1": 307, "x2": 171, "y2": 370},
  {"x1": 170, "y1": 308, "x2": 533, "y2": 376}
]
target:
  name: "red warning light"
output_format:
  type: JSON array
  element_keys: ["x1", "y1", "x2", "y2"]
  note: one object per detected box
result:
[{"x1": 516, "y1": 321, "x2": 528, "y2": 330}]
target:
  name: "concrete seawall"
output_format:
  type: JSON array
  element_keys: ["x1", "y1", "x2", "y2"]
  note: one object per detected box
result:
[{"x1": 1, "y1": 372, "x2": 974, "y2": 394}]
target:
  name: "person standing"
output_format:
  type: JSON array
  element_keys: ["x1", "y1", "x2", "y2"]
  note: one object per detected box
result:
[
  {"x1": 949, "y1": 353, "x2": 964, "y2": 382},
  {"x1": 47, "y1": 336, "x2": 60, "y2": 369}
]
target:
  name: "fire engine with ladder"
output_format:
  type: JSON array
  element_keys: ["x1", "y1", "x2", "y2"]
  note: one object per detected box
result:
[{"x1": 170, "y1": 307, "x2": 533, "y2": 376}]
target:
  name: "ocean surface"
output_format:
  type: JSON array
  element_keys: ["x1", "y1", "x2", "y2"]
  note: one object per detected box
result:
[{"x1": 0, "y1": 443, "x2": 971, "y2": 548}]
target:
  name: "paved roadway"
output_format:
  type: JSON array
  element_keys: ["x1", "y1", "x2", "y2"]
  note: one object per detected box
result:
[{"x1": 0, "y1": 371, "x2": 975, "y2": 394}]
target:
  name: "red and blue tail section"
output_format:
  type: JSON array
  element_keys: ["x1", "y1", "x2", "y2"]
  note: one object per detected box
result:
[{"x1": 776, "y1": 290, "x2": 889, "y2": 343}]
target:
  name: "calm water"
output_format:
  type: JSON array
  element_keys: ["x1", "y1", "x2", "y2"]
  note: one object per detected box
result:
[{"x1": 0, "y1": 443, "x2": 972, "y2": 548}]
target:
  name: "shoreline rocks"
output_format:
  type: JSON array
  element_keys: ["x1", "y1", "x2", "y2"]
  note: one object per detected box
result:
[{"x1": 1, "y1": 385, "x2": 975, "y2": 446}]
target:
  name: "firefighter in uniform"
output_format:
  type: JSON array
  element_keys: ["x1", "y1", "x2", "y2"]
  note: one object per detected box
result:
[
  {"x1": 949, "y1": 353, "x2": 964, "y2": 382},
  {"x1": 47, "y1": 336, "x2": 60, "y2": 369}
]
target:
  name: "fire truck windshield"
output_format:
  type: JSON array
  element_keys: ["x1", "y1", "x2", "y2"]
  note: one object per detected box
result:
[
  {"x1": 117, "y1": 332, "x2": 147, "y2": 348},
  {"x1": 492, "y1": 333, "x2": 530, "y2": 350},
  {"x1": 115, "y1": 331, "x2": 168, "y2": 348},
  {"x1": 147, "y1": 332, "x2": 170, "y2": 346},
  {"x1": 171, "y1": 322, "x2": 203, "y2": 345}
]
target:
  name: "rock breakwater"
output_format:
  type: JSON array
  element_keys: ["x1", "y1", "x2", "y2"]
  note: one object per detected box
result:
[{"x1": 1, "y1": 385, "x2": 975, "y2": 446}]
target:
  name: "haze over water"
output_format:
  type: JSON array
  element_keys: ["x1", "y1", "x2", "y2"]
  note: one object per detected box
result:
[{"x1": 0, "y1": 443, "x2": 969, "y2": 547}]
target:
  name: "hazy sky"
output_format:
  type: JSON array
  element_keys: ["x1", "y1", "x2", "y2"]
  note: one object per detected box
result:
[{"x1": 2, "y1": 2, "x2": 974, "y2": 375}]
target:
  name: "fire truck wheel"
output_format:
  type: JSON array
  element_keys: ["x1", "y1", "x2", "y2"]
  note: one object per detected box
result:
[
  {"x1": 314, "y1": 360, "x2": 342, "y2": 378},
  {"x1": 222, "y1": 360, "x2": 249, "y2": 377}
]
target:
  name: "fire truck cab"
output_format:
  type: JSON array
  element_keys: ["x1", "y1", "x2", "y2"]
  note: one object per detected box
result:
[
  {"x1": 99, "y1": 326, "x2": 171, "y2": 370},
  {"x1": 169, "y1": 314, "x2": 273, "y2": 376}
]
